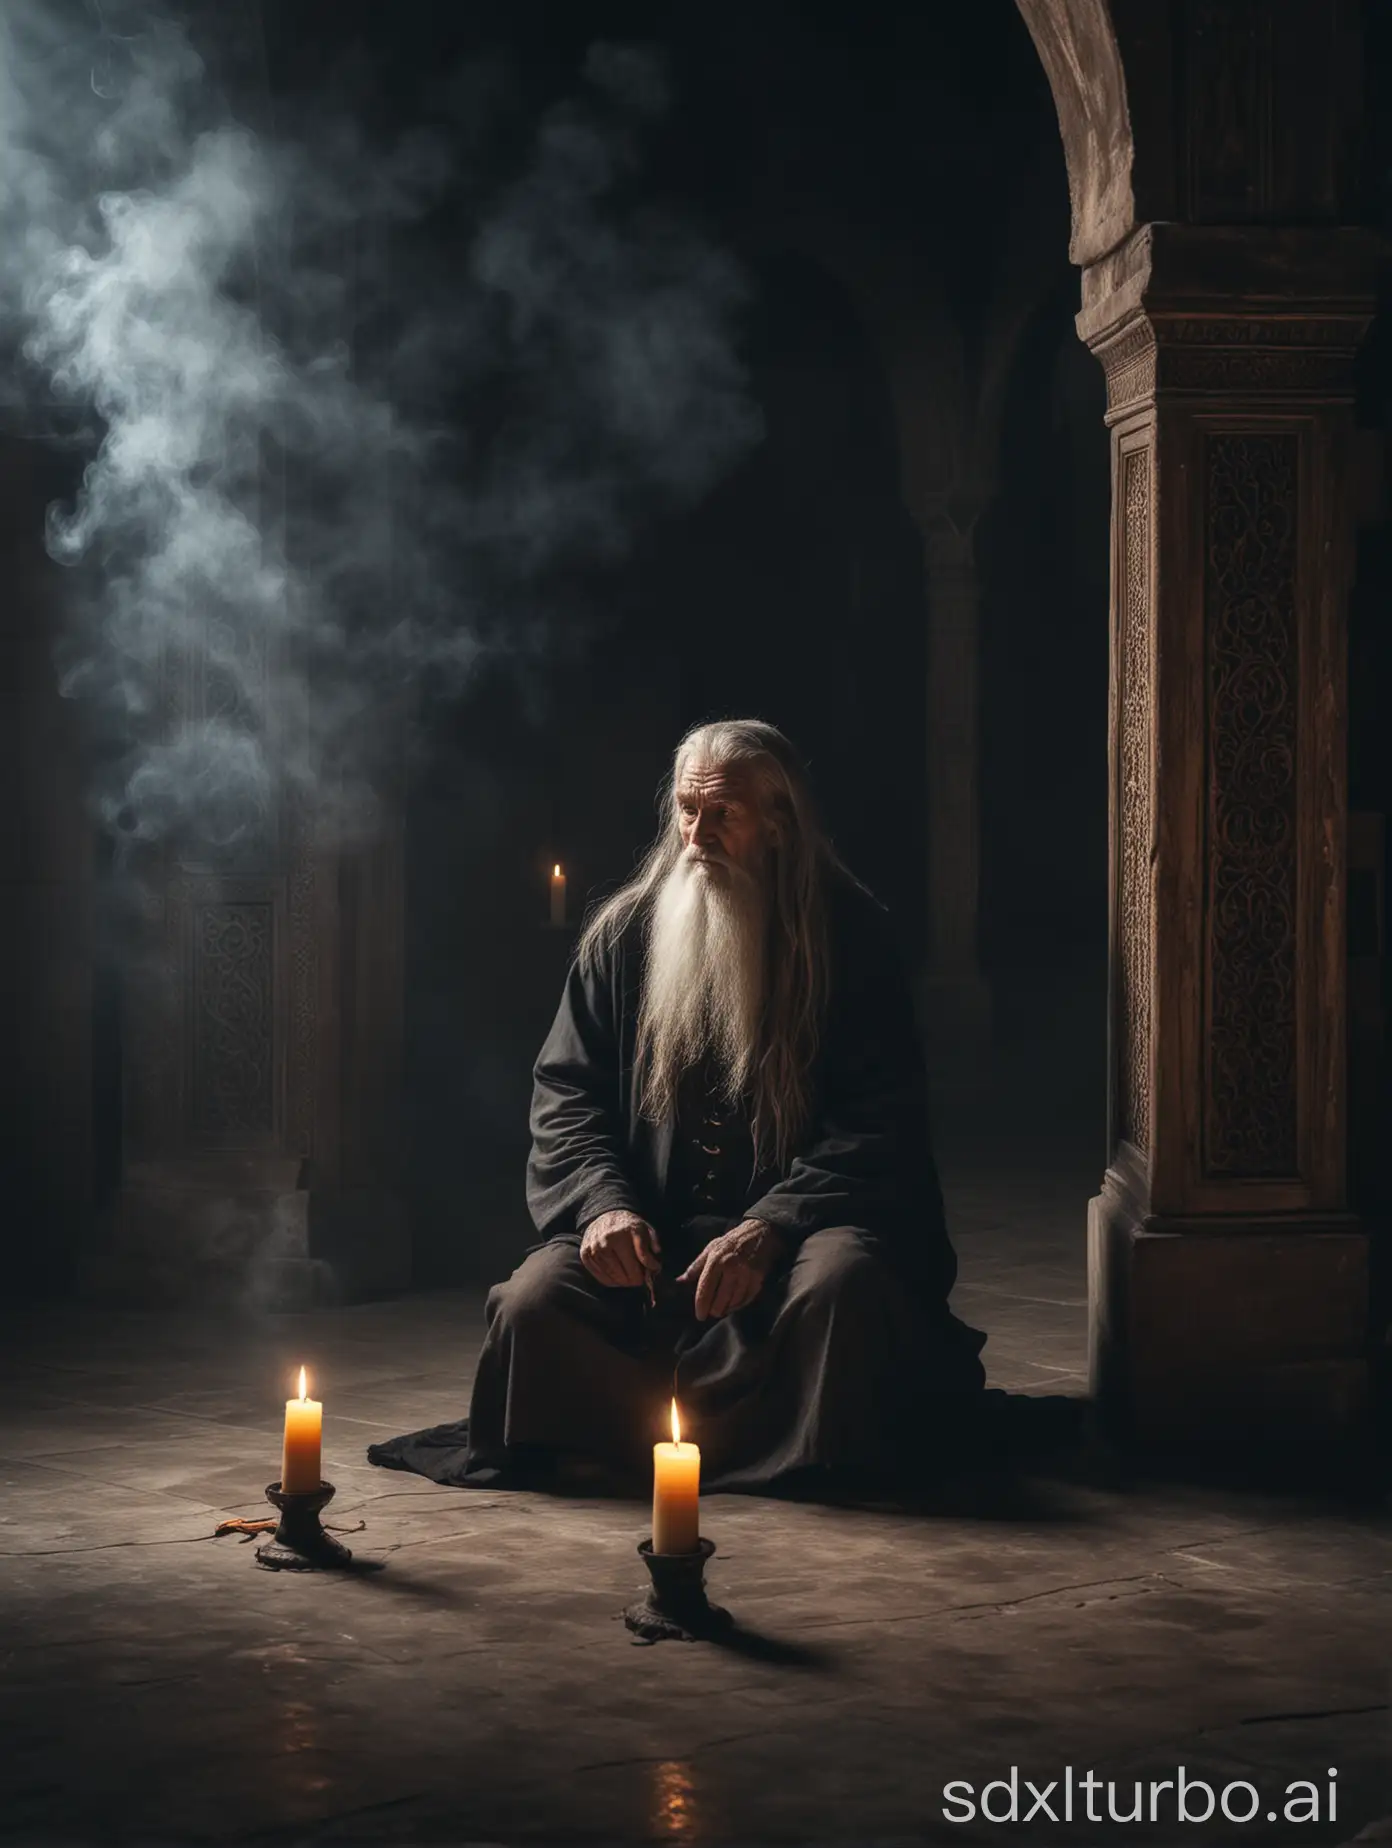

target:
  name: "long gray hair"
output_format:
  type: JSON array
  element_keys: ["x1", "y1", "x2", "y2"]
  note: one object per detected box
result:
[{"x1": 578, "y1": 719, "x2": 846, "y2": 1169}]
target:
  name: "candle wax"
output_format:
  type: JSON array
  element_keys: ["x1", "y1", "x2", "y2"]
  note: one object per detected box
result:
[
  {"x1": 652, "y1": 1440, "x2": 701, "y2": 1554},
  {"x1": 281, "y1": 1394, "x2": 323, "y2": 1492}
]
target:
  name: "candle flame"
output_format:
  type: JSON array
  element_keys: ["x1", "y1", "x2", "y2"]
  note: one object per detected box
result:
[
  {"x1": 553, "y1": 863, "x2": 561, "y2": 878},
  {"x1": 297, "y1": 1366, "x2": 308, "y2": 1402},
  {"x1": 670, "y1": 1397, "x2": 681, "y2": 1445}
]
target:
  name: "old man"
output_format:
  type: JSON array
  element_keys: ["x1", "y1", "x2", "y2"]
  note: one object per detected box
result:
[{"x1": 379, "y1": 719, "x2": 985, "y2": 1497}]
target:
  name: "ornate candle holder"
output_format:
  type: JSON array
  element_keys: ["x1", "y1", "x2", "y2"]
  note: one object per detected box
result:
[
  {"x1": 254, "y1": 1479, "x2": 354, "y2": 1572},
  {"x1": 624, "y1": 1538, "x2": 731, "y2": 1643}
]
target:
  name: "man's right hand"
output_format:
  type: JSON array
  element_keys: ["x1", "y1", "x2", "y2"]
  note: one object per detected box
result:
[{"x1": 579, "y1": 1210, "x2": 662, "y2": 1290}]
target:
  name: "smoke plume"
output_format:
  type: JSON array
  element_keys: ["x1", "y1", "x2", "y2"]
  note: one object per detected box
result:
[{"x1": 0, "y1": 0, "x2": 760, "y2": 865}]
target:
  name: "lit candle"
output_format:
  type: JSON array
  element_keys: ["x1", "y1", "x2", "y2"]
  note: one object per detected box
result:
[
  {"x1": 652, "y1": 1397, "x2": 700, "y2": 1554},
  {"x1": 281, "y1": 1366, "x2": 322, "y2": 1492},
  {"x1": 549, "y1": 861, "x2": 567, "y2": 927}
]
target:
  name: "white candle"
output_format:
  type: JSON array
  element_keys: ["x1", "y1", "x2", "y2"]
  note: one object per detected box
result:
[
  {"x1": 550, "y1": 862, "x2": 567, "y2": 927},
  {"x1": 652, "y1": 1398, "x2": 700, "y2": 1554},
  {"x1": 281, "y1": 1366, "x2": 322, "y2": 1492}
]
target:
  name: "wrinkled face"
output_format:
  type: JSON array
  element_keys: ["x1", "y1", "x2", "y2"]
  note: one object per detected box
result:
[{"x1": 675, "y1": 757, "x2": 772, "y2": 876}]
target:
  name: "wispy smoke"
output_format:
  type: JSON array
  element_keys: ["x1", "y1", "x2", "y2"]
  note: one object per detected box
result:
[{"x1": 0, "y1": 0, "x2": 760, "y2": 864}]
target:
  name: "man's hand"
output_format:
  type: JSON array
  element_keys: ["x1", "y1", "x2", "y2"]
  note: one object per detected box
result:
[
  {"x1": 580, "y1": 1209, "x2": 662, "y2": 1290},
  {"x1": 677, "y1": 1219, "x2": 784, "y2": 1320}
]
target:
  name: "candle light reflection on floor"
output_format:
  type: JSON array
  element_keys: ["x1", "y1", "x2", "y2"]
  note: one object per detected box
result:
[
  {"x1": 275, "y1": 1697, "x2": 331, "y2": 1797},
  {"x1": 650, "y1": 1759, "x2": 701, "y2": 1840}
]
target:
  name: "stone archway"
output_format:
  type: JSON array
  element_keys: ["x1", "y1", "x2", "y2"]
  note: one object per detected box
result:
[
  {"x1": 1015, "y1": 0, "x2": 1138, "y2": 269},
  {"x1": 1015, "y1": 0, "x2": 1376, "y2": 1446}
]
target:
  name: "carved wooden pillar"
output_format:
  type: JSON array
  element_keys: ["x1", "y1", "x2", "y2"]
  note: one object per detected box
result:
[
  {"x1": 1083, "y1": 223, "x2": 1376, "y2": 1444},
  {"x1": 91, "y1": 0, "x2": 409, "y2": 1309},
  {"x1": 107, "y1": 660, "x2": 408, "y2": 1308}
]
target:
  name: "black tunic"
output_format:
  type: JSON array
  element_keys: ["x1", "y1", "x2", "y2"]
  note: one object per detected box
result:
[{"x1": 667, "y1": 1054, "x2": 759, "y2": 1229}]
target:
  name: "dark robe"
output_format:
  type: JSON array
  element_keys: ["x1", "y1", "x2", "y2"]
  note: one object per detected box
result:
[{"x1": 367, "y1": 875, "x2": 986, "y2": 1494}]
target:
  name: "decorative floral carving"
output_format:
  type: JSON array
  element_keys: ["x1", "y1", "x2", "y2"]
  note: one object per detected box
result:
[
  {"x1": 1163, "y1": 349, "x2": 1348, "y2": 394},
  {"x1": 1162, "y1": 318, "x2": 1357, "y2": 348},
  {"x1": 1203, "y1": 433, "x2": 1299, "y2": 1177},
  {"x1": 194, "y1": 902, "x2": 274, "y2": 1139},
  {"x1": 1117, "y1": 448, "x2": 1153, "y2": 1153},
  {"x1": 1094, "y1": 315, "x2": 1361, "y2": 414},
  {"x1": 1099, "y1": 320, "x2": 1157, "y2": 417}
]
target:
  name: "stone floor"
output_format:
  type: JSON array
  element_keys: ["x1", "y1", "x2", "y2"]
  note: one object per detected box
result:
[{"x1": 2, "y1": 1149, "x2": 1388, "y2": 1846}]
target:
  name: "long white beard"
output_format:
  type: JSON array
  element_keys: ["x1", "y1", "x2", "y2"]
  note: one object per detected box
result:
[{"x1": 639, "y1": 852, "x2": 768, "y2": 1115}]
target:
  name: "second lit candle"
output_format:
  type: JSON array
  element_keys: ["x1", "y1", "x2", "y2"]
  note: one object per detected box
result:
[
  {"x1": 281, "y1": 1366, "x2": 323, "y2": 1492},
  {"x1": 652, "y1": 1398, "x2": 700, "y2": 1554}
]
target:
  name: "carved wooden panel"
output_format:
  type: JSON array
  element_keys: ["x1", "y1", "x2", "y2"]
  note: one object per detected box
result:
[
  {"x1": 120, "y1": 587, "x2": 322, "y2": 1162},
  {"x1": 1202, "y1": 433, "x2": 1299, "y2": 1177},
  {"x1": 1116, "y1": 447, "x2": 1153, "y2": 1153},
  {"x1": 192, "y1": 900, "x2": 275, "y2": 1141}
]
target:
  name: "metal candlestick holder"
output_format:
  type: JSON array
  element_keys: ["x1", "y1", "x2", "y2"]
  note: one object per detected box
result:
[
  {"x1": 624, "y1": 1538, "x2": 731, "y2": 1643},
  {"x1": 255, "y1": 1479, "x2": 354, "y2": 1572}
]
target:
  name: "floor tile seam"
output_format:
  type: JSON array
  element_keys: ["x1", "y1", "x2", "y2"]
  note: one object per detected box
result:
[
  {"x1": 1167, "y1": 1552, "x2": 1392, "y2": 1593},
  {"x1": 0, "y1": 1455, "x2": 228, "y2": 1514},
  {"x1": 0, "y1": 1402, "x2": 279, "y2": 1433},
  {"x1": 0, "y1": 1529, "x2": 229, "y2": 1560},
  {"x1": 785, "y1": 1567, "x2": 1185, "y2": 1633}
]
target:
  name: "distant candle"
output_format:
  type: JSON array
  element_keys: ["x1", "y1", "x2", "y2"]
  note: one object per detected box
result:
[
  {"x1": 550, "y1": 862, "x2": 567, "y2": 928},
  {"x1": 652, "y1": 1398, "x2": 700, "y2": 1554},
  {"x1": 281, "y1": 1366, "x2": 322, "y2": 1492}
]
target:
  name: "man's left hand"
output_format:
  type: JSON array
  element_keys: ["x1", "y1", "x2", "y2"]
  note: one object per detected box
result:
[{"x1": 676, "y1": 1220, "x2": 785, "y2": 1320}]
